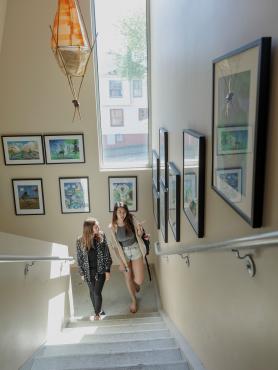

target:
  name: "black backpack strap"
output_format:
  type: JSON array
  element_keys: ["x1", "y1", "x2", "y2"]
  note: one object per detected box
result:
[{"x1": 145, "y1": 255, "x2": 152, "y2": 281}]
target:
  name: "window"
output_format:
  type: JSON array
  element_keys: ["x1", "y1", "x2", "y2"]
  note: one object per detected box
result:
[
  {"x1": 93, "y1": 0, "x2": 149, "y2": 169},
  {"x1": 133, "y1": 80, "x2": 142, "y2": 97},
  {"x1": 110, "y1": 109, "x2": 124, "y2": 126},
  {"x1": 109, "y1": 80, "x2": 123, "y2": 98},
  {"x1": 138, "y1": 108, "x2": 148, "y2": 121}
]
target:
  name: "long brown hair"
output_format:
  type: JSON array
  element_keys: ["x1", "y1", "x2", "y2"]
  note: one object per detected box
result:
[
  {"x1": 82, "y1": 217, "x2": 103, "y2": 250},
  {"x1": 112, "y1": 202, "x2": 134, "y2": 235}
]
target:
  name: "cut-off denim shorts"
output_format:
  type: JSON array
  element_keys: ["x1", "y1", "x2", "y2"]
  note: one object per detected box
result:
[{"x1": 122, "y1": 241, "x2": 142, "y2": 261}]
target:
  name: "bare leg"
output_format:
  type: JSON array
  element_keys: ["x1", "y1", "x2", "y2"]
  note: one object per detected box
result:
[
  {"x1": 123, "y1": 261, "x2": 137, "y2": 312},
  {"x1": 131, "y1": 256, "x2": 144, "y2": 286}
]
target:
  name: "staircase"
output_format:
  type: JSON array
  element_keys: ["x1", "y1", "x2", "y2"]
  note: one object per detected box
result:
[{"x1": 20, "y1": 312, "x2": 190, "y2": 370}]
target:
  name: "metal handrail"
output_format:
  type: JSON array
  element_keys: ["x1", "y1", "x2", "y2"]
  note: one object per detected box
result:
[
  {"x1": 0, "y1": 255, "x2": 74, "y2": 262},
  {"x1": 154, "y1": 231, "x2": 278, "y2": 277}
]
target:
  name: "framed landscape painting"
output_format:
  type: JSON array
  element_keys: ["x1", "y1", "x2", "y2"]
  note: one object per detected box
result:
[
  {"x1": 59, "y1": 177, "x2": 90, "y2": 213},
  {"x1": 212, "y1": 37, "x2": 271, "y2": 227},
  {"x1": 159, "y1": 180, "x2": 168, "y2": 243},
  {"x1": 159, "y1": 128, "x2": 168, "y2": 187},
  {"x1": 108, "y1": 176, "x2": 137, "y2": 212},
  {"x1": 168, "y1": 162, "x2": 181, "y2": 242},
  {"x1": 44, "y1": 134, "x2": 85, "y2": 164},
  {"x1": 2, "y1": 135, "x2": 44, "y2": 165},
  {"x1": 12, "y1": 179, "x2": 45, "y2": 215},
  {"x1": 183, "y1": 129, "x2": 205, "y2": 237}
]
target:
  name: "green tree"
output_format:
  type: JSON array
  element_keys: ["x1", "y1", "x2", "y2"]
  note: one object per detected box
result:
[{"x1": 113, "y1": 13, "x2": 147, "y2": 80}]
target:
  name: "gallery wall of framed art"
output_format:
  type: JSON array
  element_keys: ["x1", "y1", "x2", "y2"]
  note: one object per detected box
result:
[
  {"x1": 212, "y1": 37, "x2": 271, "y2": 227},
  {"x1": 168, "y1": 162, "x2": 181, "y2": 242},
  {"x1": 159, "y1": 180, "x2": 168, "y2": 243},
  {"x1": 159, "y1": 128, "x2": 168, "y2": 188}
]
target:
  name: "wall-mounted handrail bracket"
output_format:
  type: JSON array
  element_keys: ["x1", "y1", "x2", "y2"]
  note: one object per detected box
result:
[
  {"x1": 24, "y1": 261, "x2": 35, "y2": 276},
  {"x1": 181, "y1": 254, "x2": 190, "y2": 267},
  {"x1": 232, "y1": 249, "x2": 256, "y2": 277}
]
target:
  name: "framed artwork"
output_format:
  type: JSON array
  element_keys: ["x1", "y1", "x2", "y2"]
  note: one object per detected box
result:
[
  {"x1": 12, "y1": 179, "x2": 45, "y2": 215},
  {"x1": 168, "y1": 162, "x2": 181, "y2": 241},
  {"x1": 159, "y1": 180, "x2": 168, "y2": 243},
  {"x1": 44, "y1": 134, "x2": 85, "y2": 164},
  {"x1": 152, "y1": 150, "x2": 160, "y2": 191},
  {"x1": 59, "y1": 177, "x2": 90, "y2": 213},
  {"x1": 159, "y1": 128, "x2": 168, "y2": 187},
  {"x1": 2, "y1": 135, "x2": 44, "y2": 165},
  {"x1": 152, "y1": 184, "x2": 160, "y2": 229},
  {"x1": 183, "y1": 129, "x2": 205, "y2": 238},
  {"x1": 216, "y1": 168, "x2": 242, "y2": 203},
  {"x1": 212, "y1": 37, "x2": 271, "y2": 227},
  {"x1": 108, "y1": 176, "x2": 137, "y2": 212}
]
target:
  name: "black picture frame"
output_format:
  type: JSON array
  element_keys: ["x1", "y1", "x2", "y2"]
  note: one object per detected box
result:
[
  {"x1": 159, "y1": 180, "x2": 168, "y2": 243},
  {"x1": 44, "y1": 133, "x2": 85, "y2": 164},
  {"x1": 159, "y1": 128, "x2": 168, "y2": 187},
  {"x1": 152, "y1": 149, "x2": 160, "y2": 192},
  {"x1": 152, "y1": 184, "x2": 160, "y2": 229},
  {"x1": 168, "y1": 162, "x2": 181, "y2": 242},
  {"x1": 2, "y1": 135, "x2": 45, "y2": 165},
  {"x1": 108, "y1": 176, "x2": 137, "y2": 212},
  {"x1": 212, "y1": 37, "x2": 271, "y2": 228},
  {"x1": 59, "y1": 177, "x2": 90, "y2": 214},
  {"x1": 183, "y1": 129, "x2": 205, "y2": 238},
  {"x1": 12, "y1": 178, "x2": 45, "y2": 215}
]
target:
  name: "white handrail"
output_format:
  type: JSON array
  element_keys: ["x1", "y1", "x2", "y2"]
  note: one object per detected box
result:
[
  {"x1": 154, "y1": 231, "x2": 278, "y2": 256},
  {"x1": 0, "y1": 255, "x2": 74, "y2": 262}
]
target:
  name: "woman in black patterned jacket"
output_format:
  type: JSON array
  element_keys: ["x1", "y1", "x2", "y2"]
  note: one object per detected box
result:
[{"x1": 76, "y1": 218, "x2": 112, "y2": 320}]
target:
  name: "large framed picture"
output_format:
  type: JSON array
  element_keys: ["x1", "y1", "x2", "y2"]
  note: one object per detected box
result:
[
  {"x1": 168, "y1": 162, "x2": 181, "y2": 242},
  {"x1": 159, "y1": 128, "x2": 168, "y2": 187},
  {"x1": 12, "y1": 179, "x2": 45, "y2": 215},
  {"x1": 2, "y1": 135, "x2": 44, "y2": 165},
  {"x1": 152, "y1": 150, "x2": 160, "y2": 191},
  {"x1": 183, "y1": 129, "x2": 205, "y2": 238},
  {"x1": 59, "y1": 177, "x2": 90, "y2": 213},
  {"x1": 159, "y1": 180, "x2": 168, "y2": 243},
  {"x1": 108, "y1": 176, "x2": 137, "y2": 212},
  {"x1": 212, "y1": 37, "x2": 271, "y2": 227},
  {"x1": 152, "y1": 184, "x2": 160, "y2": 229},
  {"x1": 44, "y1": 134, "x2": 85, "y2": 164}
]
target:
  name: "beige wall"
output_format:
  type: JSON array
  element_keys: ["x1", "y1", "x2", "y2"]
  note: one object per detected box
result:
[
  {"x1": 0, "y1": 0, "x2": 7, "y2": 53},
  {"x1": 151, "y1": 1, "x2": 278, "y2": 370},
  {"x1": 0, "y1": 232, "x2": 71, "y2": 370},
  {"x1": 0, "y1": 0, "x2": 156, "y2": 262}
]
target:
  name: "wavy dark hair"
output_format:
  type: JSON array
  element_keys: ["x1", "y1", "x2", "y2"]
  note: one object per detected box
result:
[
  {"x1": 112, "y1": 202, "x2": 134, "y2": 235},
  {"x1": 82, "y1": 217, "x2": 103, "y2": 250}
]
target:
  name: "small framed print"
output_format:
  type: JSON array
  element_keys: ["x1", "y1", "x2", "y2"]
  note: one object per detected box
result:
[
  {"x1": 159, "y1": 128, "x2": 168, "y2": 187},
  {"x1": 2, "y1": 135, "x2": 44, "y2": 165},
  {"x1": 152, "y1": 150, "x2": 160, "y2": 191},
  {"x1": 168, "y1": 162, "x2": 181, "y2": 242},
  {"x1": 183, "y1": 129, "x2": 205, "y2": 238},
  {"x1": 44, "y1": 134, "x2": 85, "y2": 164},
  {"x1": 12, "y1": 179, "x2": 45, "y2": 215},
  {"x1": 59, "y1": 177, "x2": 90, "y2": 213},
  {"x1": 159, "y1": 180, "x2": 168, "y2": 243},
  {"x1": 152, "y1": 184, "x2": 160, "y2": 229},
  {"x1": 216, "y1": 168, "x2": 242, "y2": 203},
  {"x1": 212, "y1": 37, "x2": 271, "y2": 227},
  {"x1": 108, "y1": 176, "x2": 137, "y2": 212}
]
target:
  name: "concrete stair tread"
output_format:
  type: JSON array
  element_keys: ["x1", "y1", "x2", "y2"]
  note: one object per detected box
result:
[
  {"x1": 70, "y1": 312, "x2": 161, "y2": 321},
  {"x1": 42, "y1": 338, "x2": 177, "y2": 356},
  {"x1": 59, "y1": 361, "x2": 189, "y2": 370},
  {"x1": 68, "y1": 315, "x2": 163, "y2": 328},
  {"x1": 31, "y1": 348, "x2": 184, "y2": 370}
]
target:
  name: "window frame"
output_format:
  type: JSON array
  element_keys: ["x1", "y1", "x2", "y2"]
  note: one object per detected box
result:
[{"x1": 110, "y1": 108, "x2": 124, "y2": 127}]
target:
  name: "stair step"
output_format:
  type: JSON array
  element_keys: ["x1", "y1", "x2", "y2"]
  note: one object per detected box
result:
[
  {"x1": 31, "y1": 348, "x2": 184, "y2": 370},
  {"x1": 71, "y1": 312, "x2": 161, "y2": 321},
  {"x1": 47, "y1": 329, "x2": 171, "y2": 345},
  {"x1": 67, "y1": 315, "x2": 163, "y2": 328},
  {"x1": 42, "y1": 338, "x2": 177, "y2": 357},
  {"x1": 67, "y1": 361, "x2": 189, "y2": 370}
]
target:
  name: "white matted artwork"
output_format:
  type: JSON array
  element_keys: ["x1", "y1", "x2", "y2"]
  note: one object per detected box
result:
[{"x1": 108, "y1": 176, "x2": 137, "y2": 212}]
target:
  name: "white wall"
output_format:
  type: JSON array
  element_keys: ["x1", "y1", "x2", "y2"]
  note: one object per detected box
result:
[
  {"x1": 151, "y1": 1, "x2": 278, "y2": 370},
  {"x1": 0, "y1": 232, "x2": 72, "y2": 370},
  {"x1": 0, "y1": 0, "x2": 156, "y2": 262}
]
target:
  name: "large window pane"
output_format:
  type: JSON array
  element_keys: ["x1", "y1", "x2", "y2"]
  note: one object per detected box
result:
[{"x1": 93, "y1": 0, "x2": 149, "y2": 168}]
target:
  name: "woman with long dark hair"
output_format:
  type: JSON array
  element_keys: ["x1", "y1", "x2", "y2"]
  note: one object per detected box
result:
[
  {"x1": 109, "y1": 202, "x2": 148, "y2": 313},
  {"x1": 76, "y1": 217, "x2": 112, "y2": 320}
]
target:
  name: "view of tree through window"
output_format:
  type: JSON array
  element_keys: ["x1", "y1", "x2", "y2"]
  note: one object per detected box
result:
[{"x1": 93, "y1": 0, "x2": 149, "y2": 168}]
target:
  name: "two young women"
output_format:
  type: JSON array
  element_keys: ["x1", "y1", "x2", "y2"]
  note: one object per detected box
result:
[{"x1": 76, "y1": 202, "x2": 148, "y2": 318}]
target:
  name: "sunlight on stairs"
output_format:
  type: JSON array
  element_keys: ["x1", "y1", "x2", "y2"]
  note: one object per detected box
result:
[{"x1": 20, "y1": 312, "x2": 189, "y2": 370}]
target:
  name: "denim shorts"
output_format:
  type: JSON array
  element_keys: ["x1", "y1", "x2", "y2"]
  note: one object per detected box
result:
[{"x1": 122, "y1": 241, "x2": 142, "y2": 261}]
